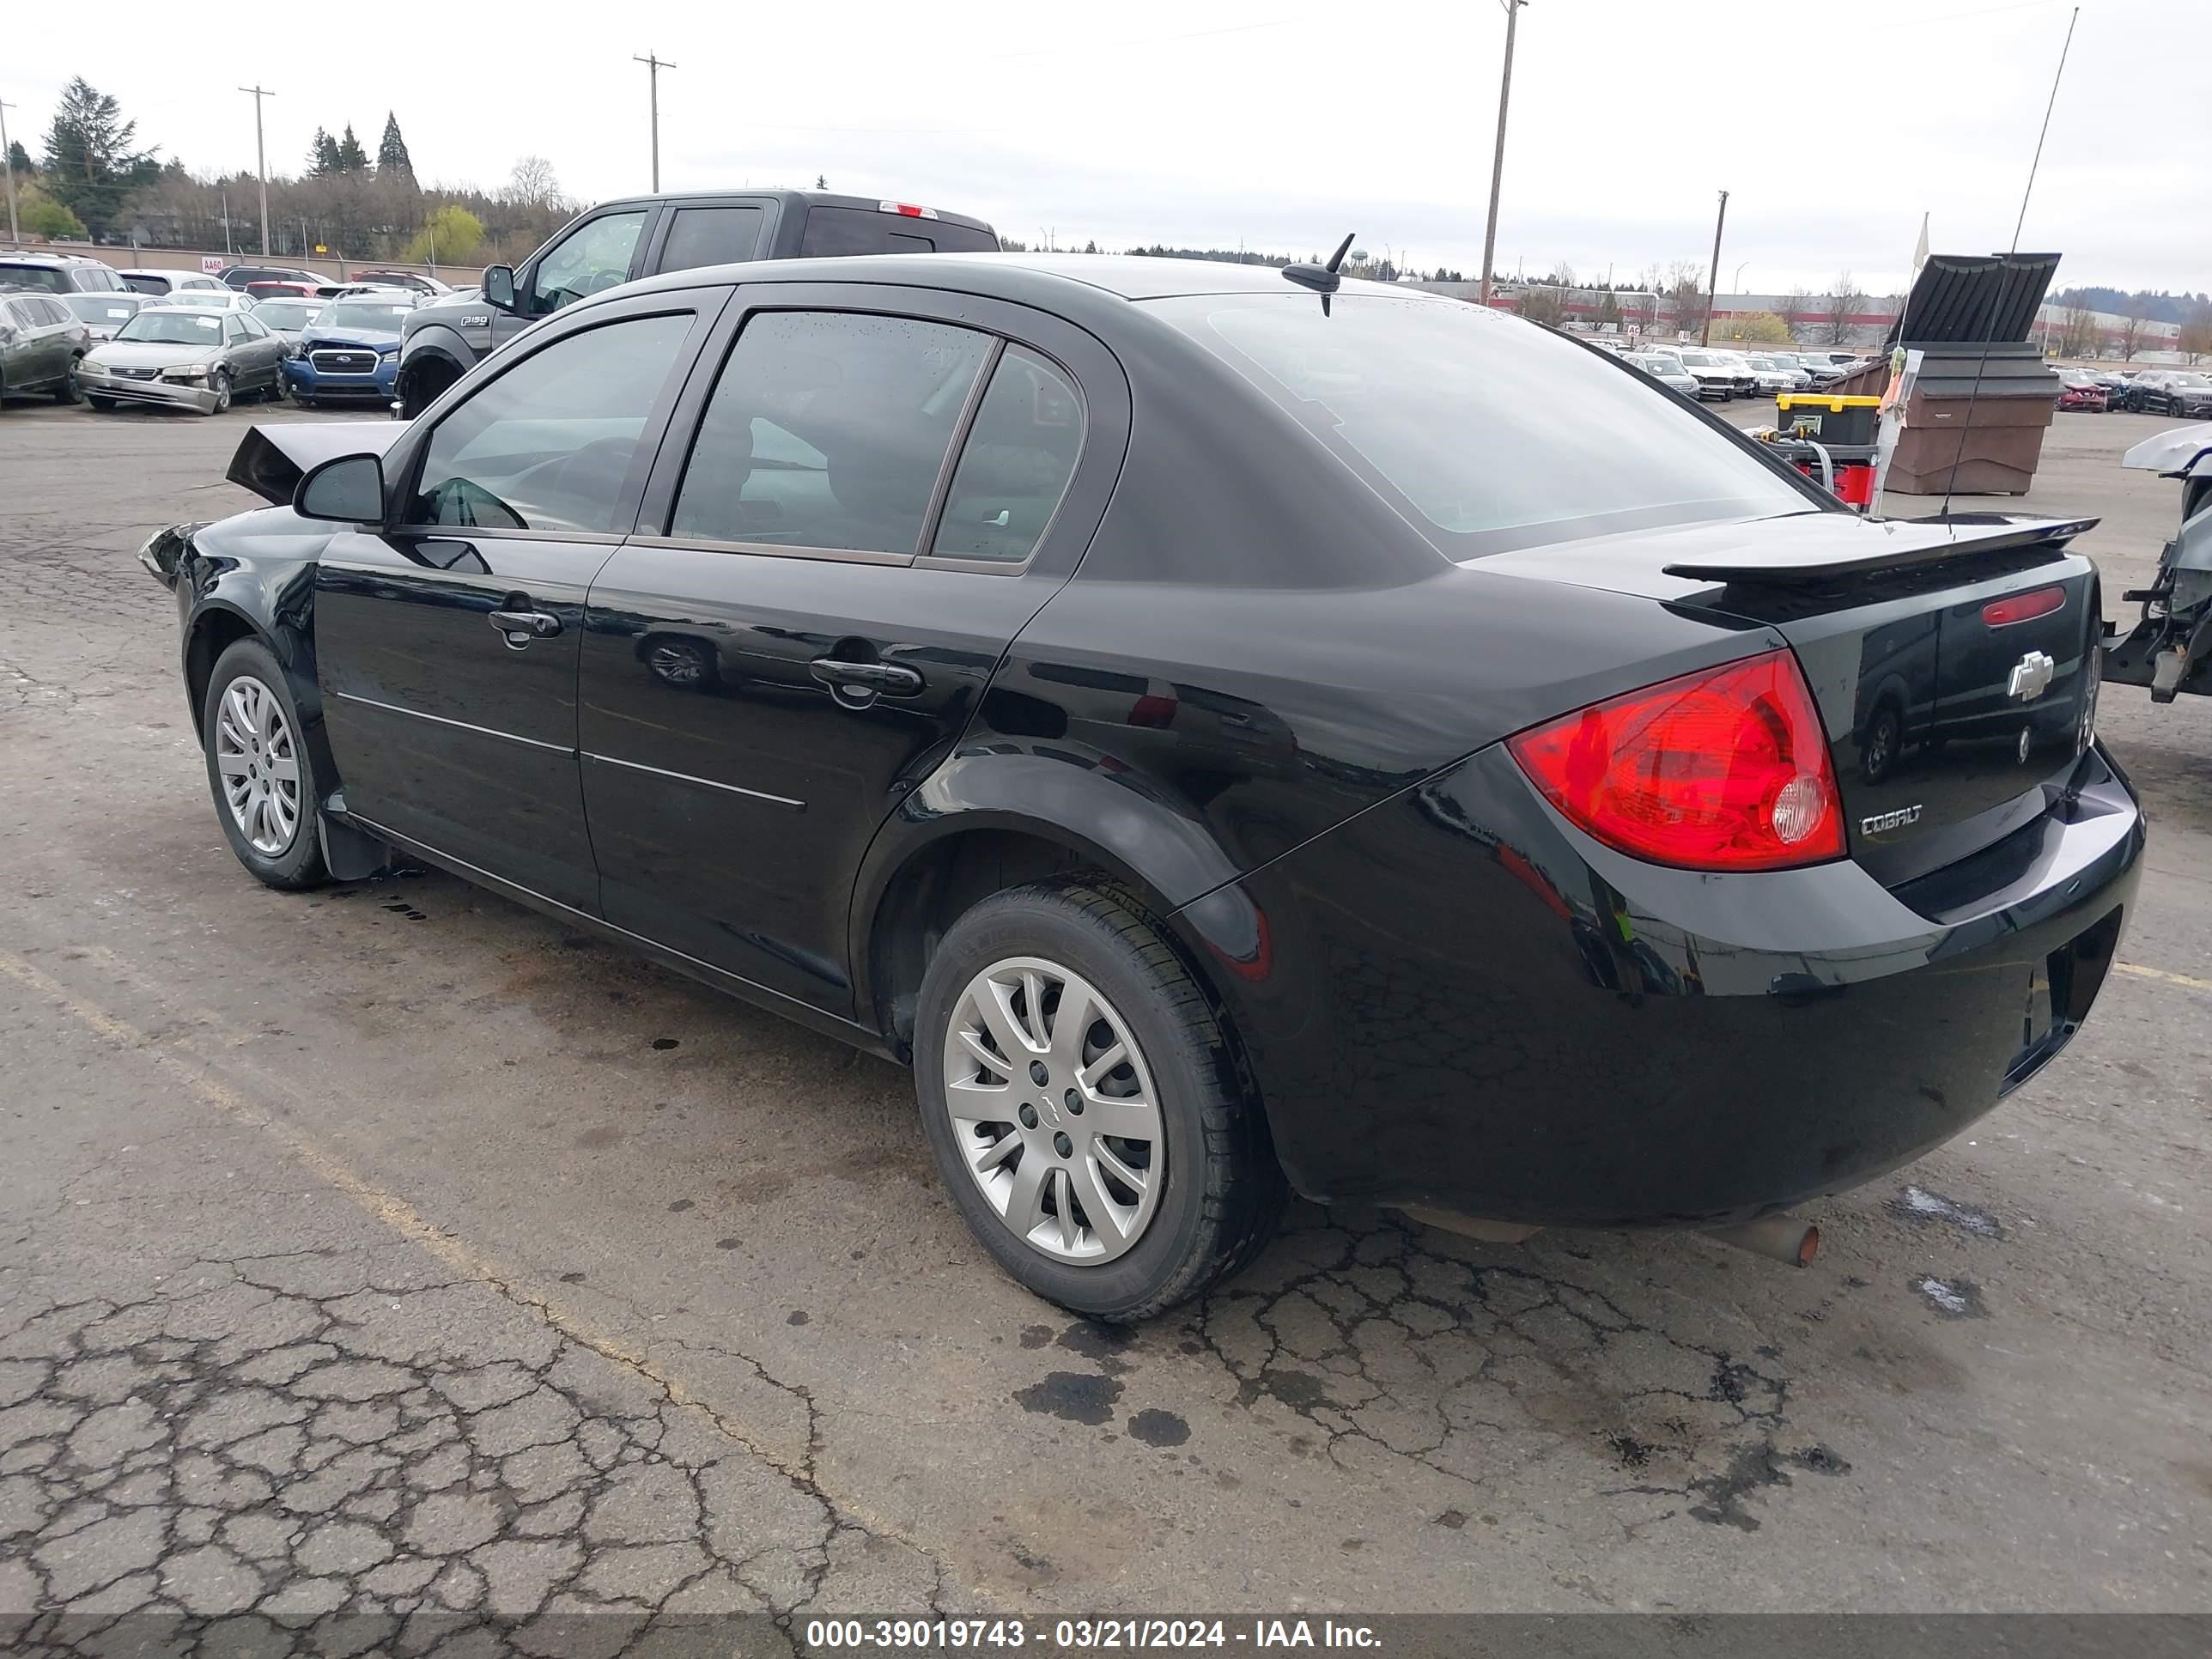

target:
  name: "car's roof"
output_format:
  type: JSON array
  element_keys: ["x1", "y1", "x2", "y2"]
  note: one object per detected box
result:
[
  {"x1": 588, "y1": 187, "x2": 996, "y2": 234},
  {"x1": 623, "y1": 251, "x2": 1455, "y2": 307}
]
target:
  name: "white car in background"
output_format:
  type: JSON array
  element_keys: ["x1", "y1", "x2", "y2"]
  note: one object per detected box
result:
[
  {"x1": 144, "y1": 290, "x2": 263, "y2": 313},
  {"x1": 115, "y1": 269, "x2": 233, "y2": 299},
  {"x1": 1741, "y1": 354, "x2": 1802, "y2": 396},
  {"x1": 58, "y1": 291, "x2": 146, "y2": 343}
]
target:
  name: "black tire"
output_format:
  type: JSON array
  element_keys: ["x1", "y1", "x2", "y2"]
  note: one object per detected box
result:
[
  {"x1": 1860, "y1": 702, "x2": 1903, "y2": 784},
  {"x1": 914, "y1": 881, "x2": 1286, "y2": 1320},
  {"x1": 202, "y1": 639, "x2": 330, "y2": 891},
  {"x1": 87, "y1": 395, "x2": 115, "y2": 413},
  {"x1": 207, "y1": 370, "x2": 233, "y2": 416},
  {"x1": 54, "y1": 356, "x2": 83, "y2": 404}
]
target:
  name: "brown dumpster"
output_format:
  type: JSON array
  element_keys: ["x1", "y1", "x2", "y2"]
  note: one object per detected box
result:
[{"x1": 1869, "y1": 252, "x2": 2065, "y2": 496}]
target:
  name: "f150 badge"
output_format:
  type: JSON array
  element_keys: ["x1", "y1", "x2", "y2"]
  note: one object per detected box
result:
[
  {"x1": 1862, "y1": 805, "x2": 1923, "y2": 835},
  {"x1": 2008, "y1": 650, "x2": 2057, "y2": 702}
]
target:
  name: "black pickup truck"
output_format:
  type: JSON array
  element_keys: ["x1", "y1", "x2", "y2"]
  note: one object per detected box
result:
[{"x1": 395, "y1": 189, "x2": 998, "y2": 416}]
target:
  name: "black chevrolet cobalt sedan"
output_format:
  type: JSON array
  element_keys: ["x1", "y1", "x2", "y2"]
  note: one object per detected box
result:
[{"x1": 143, "y1": 253, "x2": 2142, "y2": 1318}]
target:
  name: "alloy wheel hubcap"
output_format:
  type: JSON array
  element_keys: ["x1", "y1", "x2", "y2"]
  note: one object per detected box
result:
[
  {"x1": 942, "y1": 957, "x2": 1164, "y2": 1264},
  {"x1": 215, "y1": 677, "x2": 301, "y2": 855}
]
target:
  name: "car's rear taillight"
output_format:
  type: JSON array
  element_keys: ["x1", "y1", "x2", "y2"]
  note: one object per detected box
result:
[{"x1": 1508, "y1": 649, "x2": 1844, "y2": 872}]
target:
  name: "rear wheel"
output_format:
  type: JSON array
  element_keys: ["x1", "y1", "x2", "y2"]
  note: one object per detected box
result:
[
  {"x1": 1860, "y1": 702, "x2": 1903, "y2": 784},
  {"x1": 53, "y1": 356, "x2": 83, "y2": 404},
  {"x1": 202, "y1": 639, "x2": 329, "y2": 890},
  {"x1": 914, "y1": 882, "x2": 1285, "y2": 1320}
]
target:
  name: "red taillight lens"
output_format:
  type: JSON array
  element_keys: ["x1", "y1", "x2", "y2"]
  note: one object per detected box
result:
[
  {"x1": 1508, "y1": 649, "x2": 1844, "y2": 872},
  {"x1": 1982, "y1": 586, "x2": 2064, "y2": 627}
]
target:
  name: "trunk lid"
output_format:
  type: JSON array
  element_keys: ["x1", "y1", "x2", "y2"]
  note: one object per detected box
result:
[{"x1": 1480, "y1": 511, "x2": 2102, "y2": 886}]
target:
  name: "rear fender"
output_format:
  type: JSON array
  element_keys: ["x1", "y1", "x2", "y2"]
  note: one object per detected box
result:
[{"x1": 848, "y1": 745, "x2": 1248, "y2": 1034}]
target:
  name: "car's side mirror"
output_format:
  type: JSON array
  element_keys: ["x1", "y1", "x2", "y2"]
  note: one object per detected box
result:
[
  {"x1": 483, "y1": 264, "x2": 519, "y2": 314},
  {"x1": 295, "y1": 453, "x2": 386, "y2": 524}
]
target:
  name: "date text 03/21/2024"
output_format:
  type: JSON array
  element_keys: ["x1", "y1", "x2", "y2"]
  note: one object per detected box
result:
[{"x1": 801, "y1": 1620, "x2": 1383, "y2": 1650}]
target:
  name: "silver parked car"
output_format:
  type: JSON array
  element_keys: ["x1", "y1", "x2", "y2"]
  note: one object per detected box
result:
[
  {"x1": 60, "y1": 291, "x2": 146, "y2": 343},
  {"x1": 1624, "y1": 350, "x2": 1703, "y2": 398},
  {"x1": 78, "y1": 304, "x2": 288, "y2": 415},
  {"x1": 0, "y1": 292, "x2": 94, "y2": 405},
  {"x1": 247, "y1": 296, "x2": 325, "y2": 353}
]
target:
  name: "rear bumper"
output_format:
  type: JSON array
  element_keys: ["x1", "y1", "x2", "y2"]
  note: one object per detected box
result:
[
  {"x1": 1176, "y1": 742, "x2": 2142, "y2": 1226},
  {"x1": 78, "y1": 367, "x2": 220, "y2": 414}
]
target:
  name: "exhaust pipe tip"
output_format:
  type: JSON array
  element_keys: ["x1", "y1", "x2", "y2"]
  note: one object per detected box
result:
[{"x1": 1706, "y1": 1215, "x2": 1820, "y2": 1268}]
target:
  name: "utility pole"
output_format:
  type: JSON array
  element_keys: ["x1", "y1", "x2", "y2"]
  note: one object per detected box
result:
[
  {"x1": 1701, "y1": 188, "x2": 1729, "y2": 346},
  {"x1": 221, "y1": 186, "x2": 234, "y2": 256},
  {"x1": 0, "y1": 100, "x2": 20, "y2": 247},
  {"x1": 238, "y1": 84, "x2": 274, "y2": 255},
  {"x1": 1478, "y1": 0, "x2": 1527, "y2": 307},
  {"x1": 634, "y1": 53, "x2": 677, "y2": 191}
]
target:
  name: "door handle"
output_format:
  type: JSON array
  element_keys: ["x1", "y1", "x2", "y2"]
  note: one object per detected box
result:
[
  {"x1": 810, "y1": 658, "x2": 923, "y2": 697},
  {"x1": 489, "y1": 608, "x2": 562, "y2": 640}
]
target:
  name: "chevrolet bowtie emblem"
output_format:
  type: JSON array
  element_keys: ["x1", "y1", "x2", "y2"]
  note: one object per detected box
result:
[{"x1": 2008, "y1": 650, "x2": 2056, "y2": 702}]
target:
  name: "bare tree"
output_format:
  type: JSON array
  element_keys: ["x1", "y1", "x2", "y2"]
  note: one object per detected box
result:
[
  {"x1": 1519, "y1": 286, "x2": 1569, "y2": 327},
  {"x1": 2057, "y1": 303, "x2": 2099, "y2": 360},
  {"x1": 2117, "y1": 297, "x2": 2153, "y2": 362},
  {"x1": 503, "y1": 155, "x2": 562, "y2": 209},
  {"x1": 2181, "y1": 303, "x2": 2212, "y2": 367},
  {"x1": 1822, "y1": 272, "x2": 1866, "y2": 347},
  {"x1": 1662, "y1": 258, "x2": 1707, "y2": 338},
  {"x1": 1784, "y1": 286, "x2": 1814, "y2": 343}
]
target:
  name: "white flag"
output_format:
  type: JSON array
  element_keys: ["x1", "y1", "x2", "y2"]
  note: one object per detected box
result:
[{"x1": 1911, "y1": 212, "x2": 1930, "y2": 275}]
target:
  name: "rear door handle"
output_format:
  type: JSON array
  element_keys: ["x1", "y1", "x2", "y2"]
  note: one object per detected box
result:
[
  {"x1": 489, "y1": 608, "x2": 562, "y2": 640},
  {"x1": 810, "y1": 658, "x2": 923, "y2": 696}
]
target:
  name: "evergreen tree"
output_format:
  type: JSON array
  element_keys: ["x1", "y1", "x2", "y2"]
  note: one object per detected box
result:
[
  {"x1": 335, "y1": 124, "x2": 369, "y2": 172},
  {"x1": 40, "y1": 76, "x2": 158, "y2": 237},
  {"x1": 6, "y1": 140, "x2": 31, "y2": 176},
  {"x1": 307, "y1": 127, "x2": 338, "y2": 174},
  {"x1": 376, "y1": 112, "x2": 413, "y2": 176}
]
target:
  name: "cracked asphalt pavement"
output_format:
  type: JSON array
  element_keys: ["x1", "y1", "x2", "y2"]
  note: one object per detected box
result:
[{"x1": 3, "y1": 401, "x2": 2209, "y2": 1642}]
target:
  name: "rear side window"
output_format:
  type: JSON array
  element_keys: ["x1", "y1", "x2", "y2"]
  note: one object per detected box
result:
[
  {"x1": 659, "y1": 207, "x2": 764, "y2": 275},
  {"x1": 1157, "y1": 294, "x2": 1814, "y2": 557},
  {"x1": 930, "y1": 347, "x2": 1085, "y2": 562},
  {"x1": 797, "y1": 207, "x2": 995, "y2": 258},
  {"x1": 121, "y1": 273, "x2": 169, "y2": 295},
  {"x1": 670, "y1": 311, "x2": 991, "y2": 556},
  {"x1": 409, "y1": 312, "x2": 696, "y2": 534}
]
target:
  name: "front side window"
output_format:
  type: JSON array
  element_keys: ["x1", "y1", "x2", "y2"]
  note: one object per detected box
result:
[
  {"x1": 527, "y1": 211, "x2": 647, "y2": 317},
  {"x1": 659, "y1": 206, "x2": 765, "y2": 276},
  {"x1": 1156, "y1": 294, "x2": 1815, "y2": 557},
  {"x1": 930, "y1": 346, "x2": 1085, "y2": 562},
  {"x1": 670, "y1": 310, "x2": 991, "y2": 556},
  {"x1": 409, "y1": 311, "x2": 695, "y2": 534}
]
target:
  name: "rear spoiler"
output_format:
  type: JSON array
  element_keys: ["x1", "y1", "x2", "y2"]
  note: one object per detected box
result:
[
  {"x1": 1663, "y1": 514, "x2": 2096, "y2": 585},
  {"x1": 2121, "y1": 422, "x2": 2212, "y2": 481},
  {"x1": 227, "y1": 421, "x2": 406, "y2": 507}
]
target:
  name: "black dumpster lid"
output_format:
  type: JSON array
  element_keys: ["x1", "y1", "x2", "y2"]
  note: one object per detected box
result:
[{"x1": 1889, "y1": 252, "x2": 2062, "y2": 346}]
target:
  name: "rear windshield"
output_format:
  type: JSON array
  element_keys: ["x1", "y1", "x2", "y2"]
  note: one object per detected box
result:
[
  {"x1": 318, "y1": 301, "x2": 411, "y2": 331},
  {"x1": 0, "y1": 264, "x2": 68, "y2": 294},
  {"x1": 1153, "y1": 293, "x2": 1816, "y2": 557},
  {"x1": 798, "y1": 206, "x2": 998, "y2": 258},
  {"x1": 255, "y1": 301, "x2": 321, "y2": 329},
  {"x1": 64, "y1": 294, "x2": 141, "y2": 324}
]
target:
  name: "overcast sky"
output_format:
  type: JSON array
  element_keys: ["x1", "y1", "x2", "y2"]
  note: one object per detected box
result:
[{"x1": 13, "y1": 0, "x2": 2204, "y2": 295}]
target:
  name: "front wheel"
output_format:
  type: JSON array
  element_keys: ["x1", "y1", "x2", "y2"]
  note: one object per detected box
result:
[
  {"x1": 202, "y1": 639, "x2": 330, "y2": 890},
  {"x1": 914, "y1": 882, "x2": 1285, "y2": 1320},
  {"x1": 87, "y1": 395, "x2": 115, "y2": 412},
  {"x1": 207, "y1": 371, "x2": 233, "y2": 415}
]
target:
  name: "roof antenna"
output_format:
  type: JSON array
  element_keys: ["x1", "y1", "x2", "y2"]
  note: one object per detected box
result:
[{"x1": 1283, "y1": 234, "x2": 1356, "y2": 313}]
